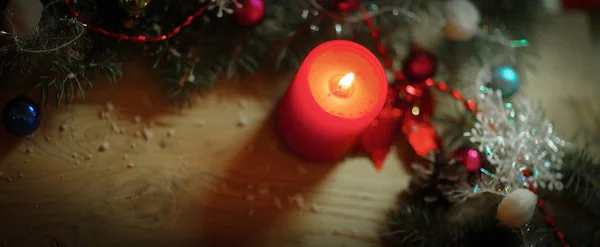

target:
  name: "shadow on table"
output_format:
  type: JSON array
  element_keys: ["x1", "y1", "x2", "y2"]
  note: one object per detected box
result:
[
  {"x1": 0, "y1": 124, "x2": 24, "y2": 159},
  {"x1": 193, "y1": 108, "x2": 337, "y2": 247},
  {"x1": 78, "y1": 60, "x2": 182, "y2": 122},
  {"x1": 81, "y1": 61, "x2": 291, "y2": 128}
]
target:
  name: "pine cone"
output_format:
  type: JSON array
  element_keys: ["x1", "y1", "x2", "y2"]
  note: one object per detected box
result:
[{"x1": 408, "y1": 151, "x2": 470, "y2": 205}]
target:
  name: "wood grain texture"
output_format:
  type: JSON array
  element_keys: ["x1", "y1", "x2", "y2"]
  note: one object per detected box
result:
[
  {"x1": 1, "y1": 12, "x2": 599, "y2": 247},
  {"x1": 0, "y1": 61, "x2": 410, "y2": 247}
]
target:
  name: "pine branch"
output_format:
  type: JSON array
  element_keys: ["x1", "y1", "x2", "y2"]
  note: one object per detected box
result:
[
  {"x1": 34, "y1": 50, "x2": 122, "y2": 107},
  {"x1": 432, "y1": 100, "x2": 476, "y2": 151},
  {"x1": 383, "y1": 194, "x2": 524, "y2": 247},
  {"x1": 561, "y1": 149, "x2": 600, "y2": 216},
  {"x1": 0, "y1": 0, "x2": 547, "y2": 108},
  {"x1": 270, "y1": 15, "x2": 324, "y2": 71}
]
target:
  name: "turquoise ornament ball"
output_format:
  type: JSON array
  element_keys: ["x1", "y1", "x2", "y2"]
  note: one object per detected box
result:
[{"x1": 489, "y1": 66, "x2": 520, "y2": 98}]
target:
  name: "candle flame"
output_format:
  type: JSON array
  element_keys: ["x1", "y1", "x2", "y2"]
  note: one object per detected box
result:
[
  {"x1": 338, "y1": 73, "x2": 354, "y2": 88},
  {"x1": 329, "y1": 72, "x2": 355, "y2": 98}
]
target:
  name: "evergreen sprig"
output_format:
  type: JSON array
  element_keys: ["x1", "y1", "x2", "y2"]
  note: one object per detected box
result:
[
  {"x1": 383, "y1": 194, "x2": 523, "y2": 247},
  {"x1": 561, "y1": 149, "x2": 600, "y2": 216},
  {"x1": 0, "y1": 0, "x2": 542, "y2": 107},
  {"x1": 35, "y1": 50, "x2": 121, "y2": 107}
]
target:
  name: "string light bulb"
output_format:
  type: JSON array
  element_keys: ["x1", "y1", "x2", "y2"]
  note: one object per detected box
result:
[{"x1": 329, "y1": 72, "x2": 355, "y2": 98}]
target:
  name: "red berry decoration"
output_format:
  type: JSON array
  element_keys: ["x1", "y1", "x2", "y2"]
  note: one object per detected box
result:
[
  {"x1": 330, "y1": 0, "x2": 361, "y2": 12},
  {"x1": 402, "y1": 49, "x2": 438, "y2": 83},
  {"x1": 456, "y1": 148, "x2": 482, "y2": 172},
  {"x1": 233, "y1": 0, "x2": 265, "y2": 27}
]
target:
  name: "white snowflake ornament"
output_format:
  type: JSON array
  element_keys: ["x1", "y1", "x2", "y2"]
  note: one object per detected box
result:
[
  {"x1": 201, "y1": 0, "x2": 242, "y2": 18},
  {"x1": 465, "y1": 89, "x2": 566, "y2": 191}
]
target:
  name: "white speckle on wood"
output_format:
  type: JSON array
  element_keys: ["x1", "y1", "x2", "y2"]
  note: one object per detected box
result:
[
  {"x1": 289, "y1": 194, "x2": 305, "y2": 209},
  {"x1": 142, "y1": 128, "x2": 153, "y2": 141},
  {"x1": 237, "y1": 113, "x2": 249, "y2": 127},
  {"x1": 99, "y1": 141, "x2": 110, "y2": 151},
  {"x1": 134, "y1": 115, "x2": 141, "y2": 124},
  {"x1": 75, "y1": 161, "x2": 81, "y2": 166},
  {"x1": 246, "y1": 194, "x2": 256, "y2": 201},
  {"x1": 85, "y1": 153, "x2": 93, "y2": 160},
  {"x1": 99, "y1": 110, "x2": 108, "y2": 120},
  {"x1": 130, "y1": 143, "x2": 136, "y2": 149},
  {"x1": 194, "y1": 119, "x2": 206, "y2": 127},
  {"x1": 126, "y1": 162, "x2": 135, "y2": 168},
  {"x1": 296, "y1": 165, "x2": 308, "y2": 175},
  {"x1": 111, "y1": 122, "x2": 120, "y2": 133},
  {"x1": 105, "y1": 101, "x2": 114, "y2": 112},
  {"x1": 45, "y1": 136, "x2": 51, "y2": 142},
  {"x1": 5, "y1": 177, "x2": 12, "y2": 183},
  {"x1": 274, "y1": 198, "x2": 283, "y2": 210},
  {"x1": 59, "y1": 123, "x2": 68, "y2": 132},
  {"x1": 310, "y1": 203, "x2": 319, "y2": 213},
  {"x1": 26, "y1": 147, "x2": 34, "y2": 154},
  {"x1": 123, "y1": 155, "x2": 128, "y2": 160},
  {"x1": 72, "y1": 153, "x2": 78, "y2": 159},
  {"x1": 238, "y1": 99, "x2": 249, "y2": 109},
  {"x1": 248, "y1": 209, "x2": 256, "y2": 216},
  {"x1": 167, "y1": 129, "x2": 175, "y2": 137},
  {"x1": 18, "y1": 173, "x2": 24, "y2": 178}
]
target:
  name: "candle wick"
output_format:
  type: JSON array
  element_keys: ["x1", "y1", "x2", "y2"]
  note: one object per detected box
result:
[{"x1": 330, "y1": 72, "x2": 355, "y2": 98}]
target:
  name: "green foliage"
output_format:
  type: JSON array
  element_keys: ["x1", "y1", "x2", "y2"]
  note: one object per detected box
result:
[
  {"x1": 383, "y1": 194, "x2": 526, "y2": 247},
  {"x1": 0, "y1": 0, "x2": 543, "y2": 107},
  {"x1": 35, "y1": 50, "x2": 122, "y2": 107},
  {"x1": 560, "y1": 149, "x2": 600, "y2": 216}
]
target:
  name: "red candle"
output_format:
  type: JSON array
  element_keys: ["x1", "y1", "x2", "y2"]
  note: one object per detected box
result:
[{"x1": 277, "y1": 40, "x2": 388, "y2": 162}]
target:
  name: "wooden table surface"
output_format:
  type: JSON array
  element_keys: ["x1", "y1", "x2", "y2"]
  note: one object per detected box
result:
[{"x1": 0, "y1": 12, "x2": 599, "y2": 247}]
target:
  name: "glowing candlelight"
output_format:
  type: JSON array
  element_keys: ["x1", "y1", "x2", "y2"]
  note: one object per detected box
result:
[
  {"x1": 329, "y1": 72, "x2": 355, "y2": 98},
  {"x1": 277, "y1": 40, "x2": 388, "y2": 162}
]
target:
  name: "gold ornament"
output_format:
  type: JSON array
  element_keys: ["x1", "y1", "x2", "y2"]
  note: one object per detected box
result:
[{"x1": 120, "y1": 0, "x2": 150, "y2": 16}]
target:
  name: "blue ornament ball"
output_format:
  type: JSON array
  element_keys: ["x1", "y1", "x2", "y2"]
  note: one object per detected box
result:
[
  {"x1": 488, "y1": 66, "x2": 520, "y2": 98},
  {"x1": 2, "y1": 96, "x2": 41, "y2": 136}
]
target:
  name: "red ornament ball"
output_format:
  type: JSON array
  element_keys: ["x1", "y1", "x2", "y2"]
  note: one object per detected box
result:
[
  {"x1": 457, "y1": 148, "x2": 482, "y2": 172},
  {"x1": 233, "y1": 0, "x2": 265, "y2": 27},
  {"x1": 330, "y1": 0, "x2": 361, "y2": 12},
  {"x1": 402, "y1": 50, "x2": 437, "y2": 82}
]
